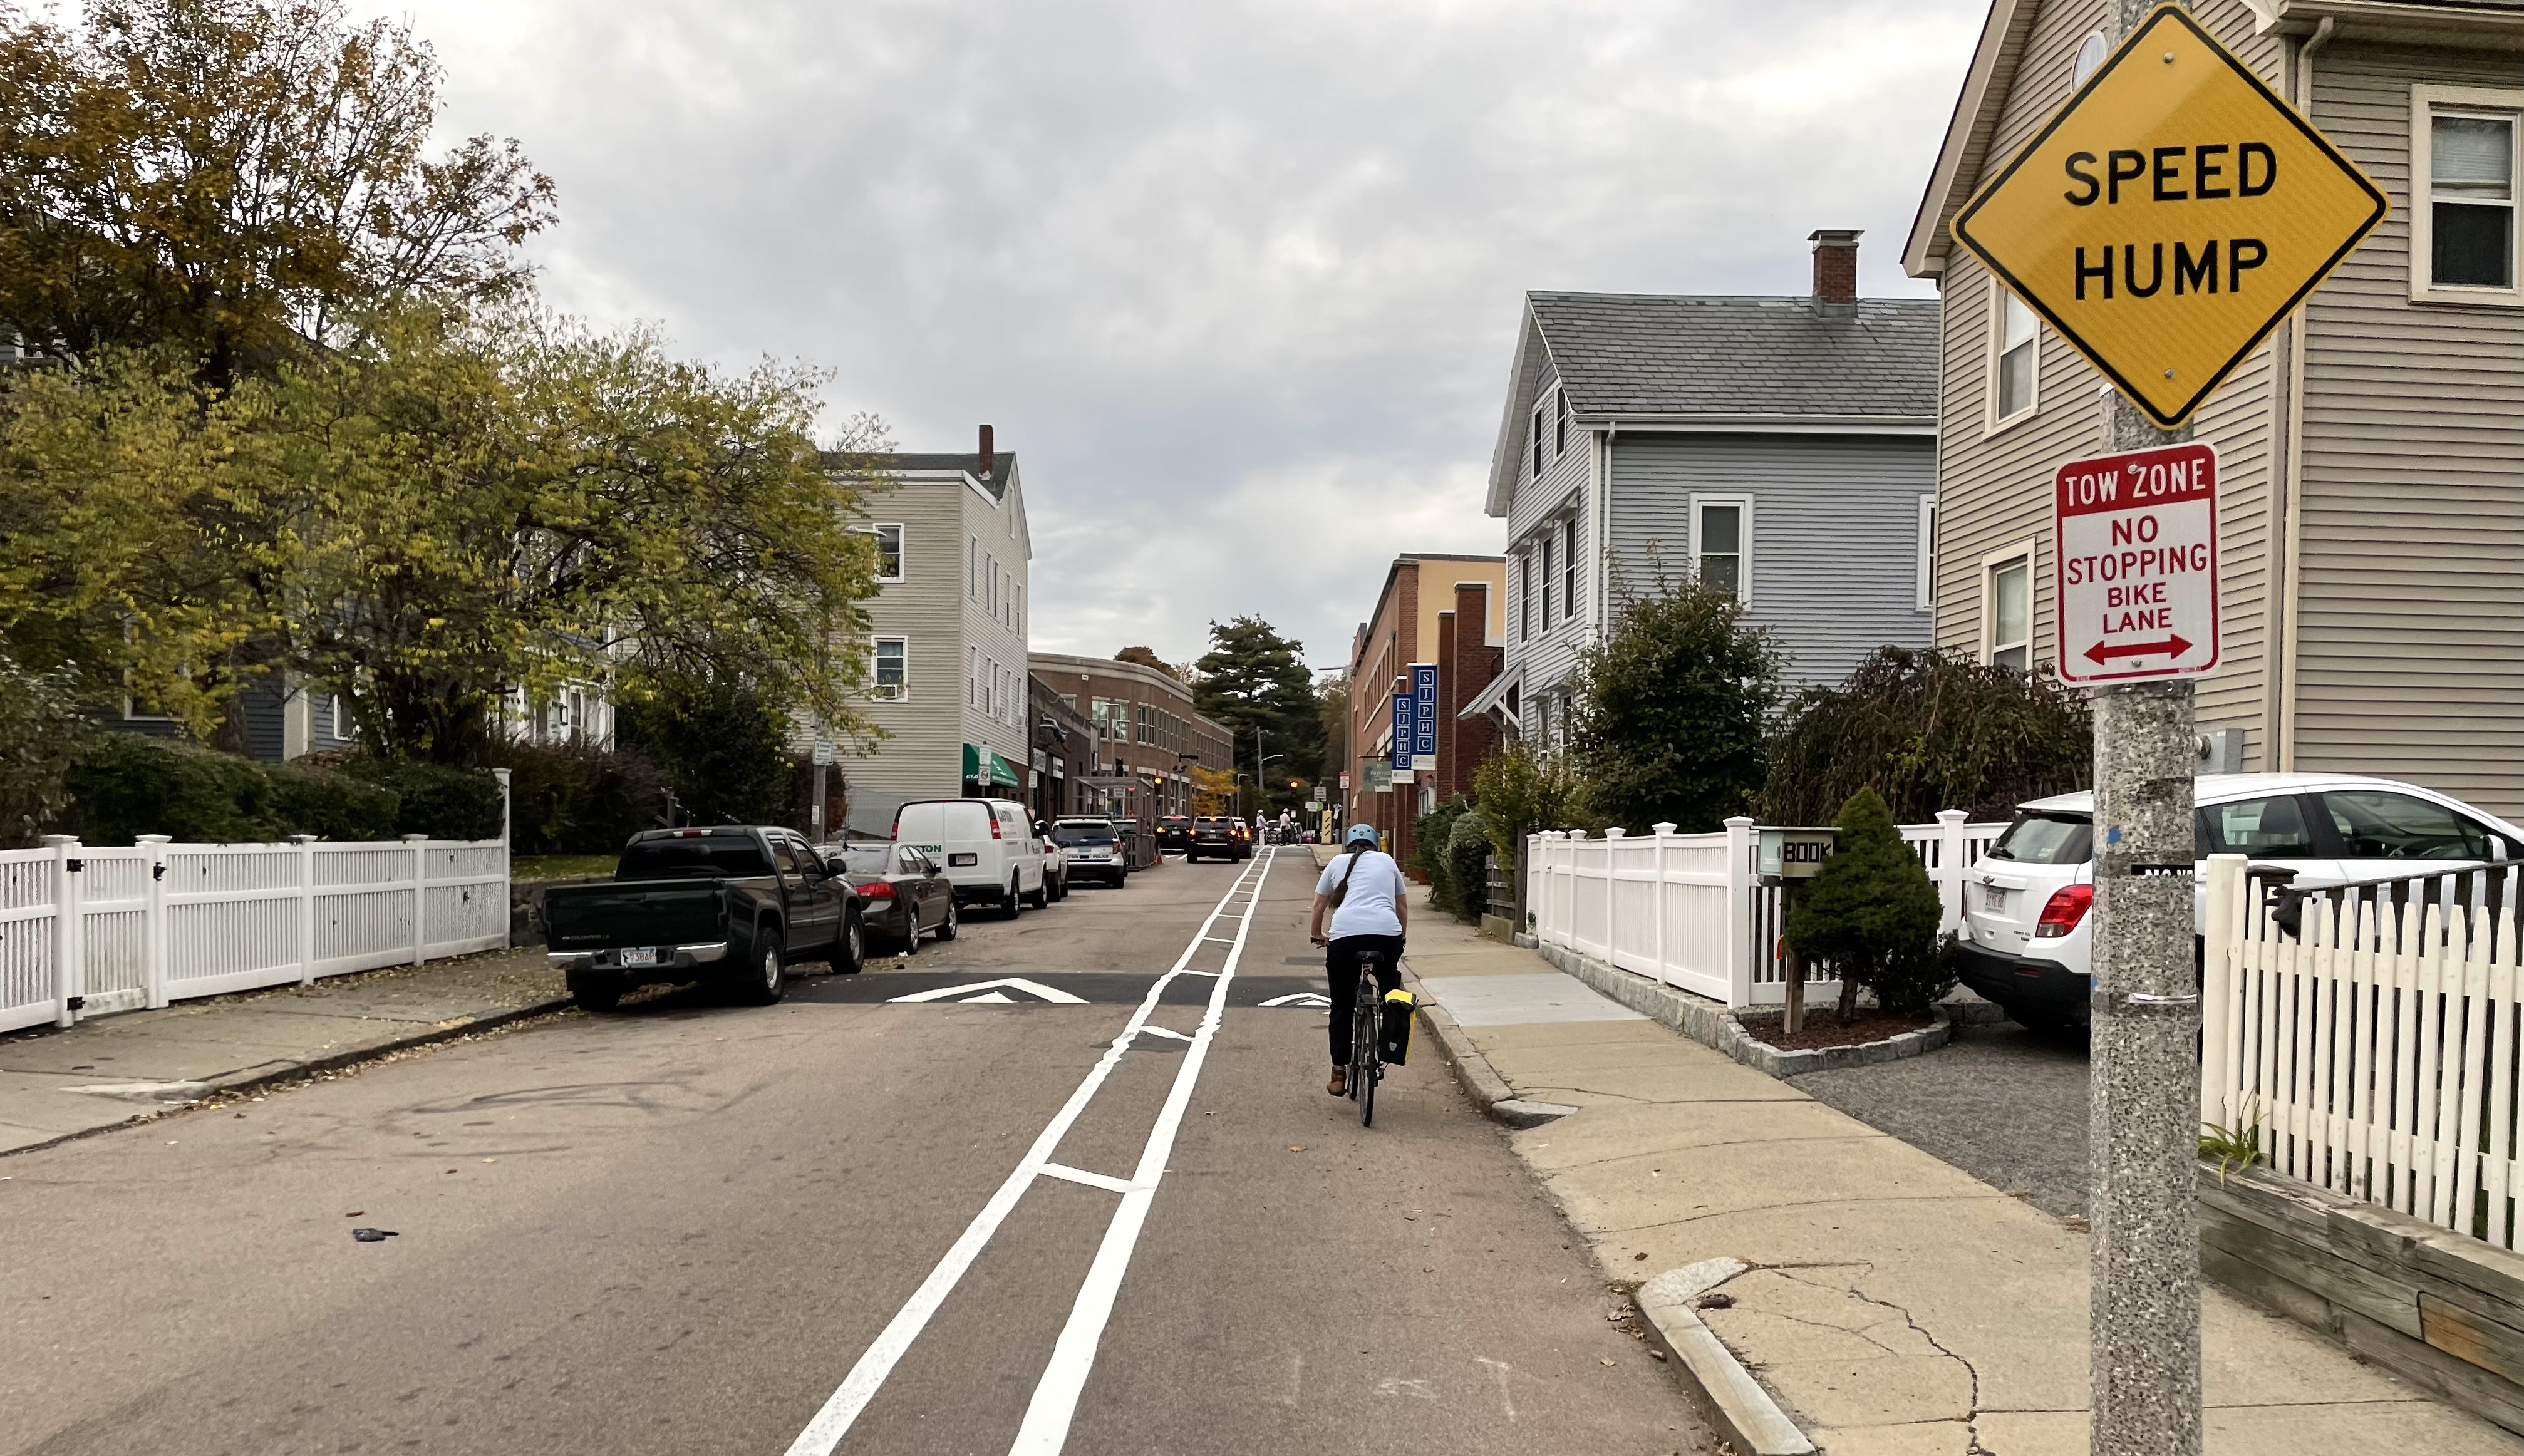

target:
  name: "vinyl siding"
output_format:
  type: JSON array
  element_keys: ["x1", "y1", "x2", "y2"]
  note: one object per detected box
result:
[
  {"x1": 2290, "y1": 43, "x2": 2524, "y2": 818},
  {"x1": 1501, "y1": 355, "x2": 1595, "y2": 730},
  {"x1": 844, "y1": 476, "x2": 972, "y2": 800},
  {"x1": 962, "y1": 474, "x2": 1033, "y2": 779},
  {"x1": 1608, "y1": 433, "x2": 1934, "y2": 688},
  {"x1": 1930, "y1": 0, "x2": 2283, "y2": 766}
]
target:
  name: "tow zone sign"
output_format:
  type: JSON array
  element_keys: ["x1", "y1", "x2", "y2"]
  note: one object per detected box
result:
[{"x1": 2054, "y1": 442, "x2": 2218, "y2": 684}]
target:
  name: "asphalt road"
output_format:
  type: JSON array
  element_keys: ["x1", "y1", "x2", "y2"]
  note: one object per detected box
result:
[{"x1": 1, "y1": 849, "x2": 1712, "y2": 1456}]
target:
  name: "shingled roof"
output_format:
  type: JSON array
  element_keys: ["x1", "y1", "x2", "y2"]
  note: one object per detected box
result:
[
  {"x1": 1528, "y1": 292, "x2": 1940, "y2": 420},
  {"x1": 825, "y1": 450, "x2": 1017, "y2": 502},
  {"x1": 1484, "y1": 291, "x2": 1940, "y2": 516}
]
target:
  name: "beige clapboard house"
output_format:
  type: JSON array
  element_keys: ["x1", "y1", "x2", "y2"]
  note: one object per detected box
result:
[
  {"x1": 825, "y1": 428, "x2": 1035, "y2": 835},
  {"x1": 1907, "y1": 0, "x2": 2524, "y2": 818}
]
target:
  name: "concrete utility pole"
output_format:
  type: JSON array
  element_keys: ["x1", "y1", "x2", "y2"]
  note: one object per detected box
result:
[{"x1": 2089, "y1": 14, "x2": 2202, "y2": 1456}]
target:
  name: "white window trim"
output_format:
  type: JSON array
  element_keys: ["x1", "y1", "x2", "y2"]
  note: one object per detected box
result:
[
  {"x1": 1916, "y1": 495, "x2": 1937, "y2": 612},
  {"x1": 2411, "y1": 84, "x2": 2524, "y2": 307},
  {"x1": 871, "y1": 635, "x2": 909, "y2": 701},
  {"x1": 1979, "y1": 540, "x2": 2039, "y2": 669},
  {"x1": 1984, "y1": 277, "x2": 2041, "y2": 433},
  {"x1": 1559, "y1": 515, "x2": 1581, "y2": 627},
  {"x1": 868, "y1": 523, "x2": 905, "y2": 584},
  {"x1": 1689, "y1": 493, "x2": 1755, "y2": 608}
]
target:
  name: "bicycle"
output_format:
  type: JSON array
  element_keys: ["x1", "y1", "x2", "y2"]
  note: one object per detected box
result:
[{"x1": 1348, "y1": 948, "x2": 1387, "y2": 1127}]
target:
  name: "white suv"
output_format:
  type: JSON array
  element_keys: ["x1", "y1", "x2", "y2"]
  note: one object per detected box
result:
[{"x1": 1957, "y1": 772, "x2": 2524, "y2": 1030}]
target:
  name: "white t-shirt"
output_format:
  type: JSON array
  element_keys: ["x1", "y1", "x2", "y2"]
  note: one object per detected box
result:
[{"x1": 1316, "y1": 849, "x2": 1405, "y2": 939}]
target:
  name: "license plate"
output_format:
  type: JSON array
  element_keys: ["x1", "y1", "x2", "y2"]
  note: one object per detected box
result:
[
  {"x1": 619, "y1": 946, "x2": 658, "y2": 967},
  {"x1": 949, "y1": 853, "x2": 978, "y2": 867},
  {"x1": 1980, "y1": 886, "x2": 2007, "y2": 913}
]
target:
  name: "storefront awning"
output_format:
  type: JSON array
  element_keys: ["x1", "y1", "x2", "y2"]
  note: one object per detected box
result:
[{"x1": 963, "y1": 743, "x2": 1022, "y2": 790}]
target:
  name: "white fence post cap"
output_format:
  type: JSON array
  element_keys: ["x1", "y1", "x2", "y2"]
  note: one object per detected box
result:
[
  {"x1": 136, "y1": 834, "x2": 172, "y2": 845},
  {"x1": 39, "y1": 834, "x2": 78, "y2": 848},
  {"x1": 1937, "y1": 808, "x2": 1969, "y2": 825},
  {"x1": 1605, "y1": 827, "x2": 1627, "y2": 839},
  {"x1": 1723, "y1": 815, "x2": 1756, "y2": 829},
  {"x1": 401, "y1": 833, "x2": 428, "y2": 842},
  {"x1": 1652, "y1": 822, "x2": 1678, "y2": 836},
  {"x1": 290, "y1": 834, "x2": 318, "y2": 844},
  {"x1": 1568, "y1": 829, "x2": 1588, "y2": 840}
]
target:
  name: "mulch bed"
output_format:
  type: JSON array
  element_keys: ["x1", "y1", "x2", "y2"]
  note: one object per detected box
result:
[{"x1": 1734, "y1": 1008, "x2": 1935, "y2": 1052}]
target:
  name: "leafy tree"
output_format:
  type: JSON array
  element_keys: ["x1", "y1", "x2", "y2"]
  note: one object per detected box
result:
[
  {"x1": 617, "y1": 676, "x2": 793, "y2": 828},
  {"x1": 1759, "y1": 646, "x2": 2092, "y2": 824},
  {"x1": 1189, "y1": 763, "x2": 1235, "y2": 816},
  {"x1": 0, "y1": 654, "x2": 87, "y2": 845},
  {"x1": 1192, "y1": 615, "x2": 1320, "y2": 812},
  {"x1": 0, "y1": 311, "x2": 892, "y2": 762},
  {"x1": 1113, "y1": 646, "x2": 1179, "y2": 680},
  {"x1": 1566, "y1": 576, "x2": 1781, "y2": 834},
  {"x1": 1469, "y1": 737, "x2": 1581, "y2": 926},
  {"x1": 1412, "y1": 796, "x2": 1470, "y2": 909},
  {"x1": 1785, "y1": 787, "x2": 1950, "y2": 1018},
  {"x1": 0, "y1": 0, "x2": 554, "y2": 384}
]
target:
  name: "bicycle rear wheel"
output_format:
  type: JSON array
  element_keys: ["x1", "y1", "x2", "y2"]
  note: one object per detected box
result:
[{"x1": 1354, "y1": 969, "x2": 1380, "y2": 1127}]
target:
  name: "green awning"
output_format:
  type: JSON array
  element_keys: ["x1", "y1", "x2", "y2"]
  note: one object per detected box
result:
[{"x1": 963, "y1": 743, "x2": 1021, "y2": 789}]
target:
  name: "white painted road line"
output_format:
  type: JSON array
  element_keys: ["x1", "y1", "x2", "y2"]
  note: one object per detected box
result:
[
  {"x1": 783, "y1": 850, "x2": 1276, "y2": 1456},
  {"x1": 886, "y1": 977, "x2": 1090, "y2": 1004},
  {"x1": 1008, "y1": 850, "x2": 1271, "y2": 1455},
  {"x1": 1038, "y1": 1163, "x2": 1139, "y2": 1195},
  {"x1": 1134, "y1": 1025, "x2": 1192, "y2": 1042}
]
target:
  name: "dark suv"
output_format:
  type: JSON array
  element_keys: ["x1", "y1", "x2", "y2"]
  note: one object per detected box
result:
[
  {"x1": 1157, "y1": 815, "x2": 1193, "y2": 854},
  {"x1": 1187, "y1": 815, "x2": 1248, "y2": 863}
]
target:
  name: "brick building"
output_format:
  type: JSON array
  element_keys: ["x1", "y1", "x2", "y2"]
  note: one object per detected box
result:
[
  {"x1": 1028, "y1": 652, "x2": 1234, "y2": 818},
  {"x1": 1342, "y1": 554, "x2": 1507, "y2": 865}
]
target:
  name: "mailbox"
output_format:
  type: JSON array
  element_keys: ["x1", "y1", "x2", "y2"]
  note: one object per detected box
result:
[{"x1": 1757, "y1": 827, "x2": 1838, "y2": 881}]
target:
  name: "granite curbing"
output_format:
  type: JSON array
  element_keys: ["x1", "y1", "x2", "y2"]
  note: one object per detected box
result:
[
  {"x1": 1529, "y1": 940, "x2": 1972, "y2": 1080},
  {"x1": 1635, "y1": 1258, "x2": 1818, "y2": 1456}
]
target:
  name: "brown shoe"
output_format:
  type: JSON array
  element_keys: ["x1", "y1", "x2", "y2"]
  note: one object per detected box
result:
[{"x1": 1327, "y1": 1068, "x2": 1347, "y2": 1097}]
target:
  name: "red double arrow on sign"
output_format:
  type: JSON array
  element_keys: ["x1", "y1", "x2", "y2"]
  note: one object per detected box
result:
[{"x1": 2083, "y1": 634, "x2": 2193, "y2": 665}]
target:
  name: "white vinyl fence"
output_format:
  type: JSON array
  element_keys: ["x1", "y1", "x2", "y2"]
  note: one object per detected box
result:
[
  {"x1": 0, "y1": 827, "x2": 509, "y2": 1036},
  {"x1": 1525, "y1": 811, "x2": 2010, "y2": 1008},
  {"x1": 2203, "y1": 854, "x2": 2524, "y2": 1251}
]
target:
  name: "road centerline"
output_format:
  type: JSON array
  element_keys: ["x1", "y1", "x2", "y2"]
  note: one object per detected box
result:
[{"x1": 782, "y1": 850, "x2": 1278, "y2": 1456}]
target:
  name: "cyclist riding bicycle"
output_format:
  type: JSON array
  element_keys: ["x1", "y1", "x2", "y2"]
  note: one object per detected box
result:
[{"x1": 1309, "y1": 822, "x2": 1407, "y2": 1097}]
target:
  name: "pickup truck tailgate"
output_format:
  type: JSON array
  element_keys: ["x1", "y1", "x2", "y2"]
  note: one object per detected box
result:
[{"x1": 545, "y1": 881, "x2": 724, "y2": 952}]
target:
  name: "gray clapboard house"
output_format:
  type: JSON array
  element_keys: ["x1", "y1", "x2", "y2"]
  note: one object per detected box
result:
[
  {"x1": 1473, "y1": 233, "x2": 1942, "y2": 741},
  {"x1": 1906, "y1": 0, "x2": 2524, "y2": 818}
]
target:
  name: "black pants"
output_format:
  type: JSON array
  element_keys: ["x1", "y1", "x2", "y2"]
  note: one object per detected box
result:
[{"x1": 1325, "y1": 934, "x2": 1405, "y2": 1068}]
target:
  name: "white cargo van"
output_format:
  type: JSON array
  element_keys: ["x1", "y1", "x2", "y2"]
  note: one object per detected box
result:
[{"x1": 892, "y1": 798, "x2": 1048, "y2": 917}]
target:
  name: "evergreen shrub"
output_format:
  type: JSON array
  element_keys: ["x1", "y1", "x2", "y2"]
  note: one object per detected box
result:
[{"x1": 1784, "y1": 787, "x2": 1952, "y2": 1017}]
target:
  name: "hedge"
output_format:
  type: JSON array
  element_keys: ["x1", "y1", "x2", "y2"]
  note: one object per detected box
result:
[
  {"x1": 59, "y1": 735, "x2": 502, "y2": 845},
  {"x1": 495, "y1": 741, "x2": 672, "y2": 855}
]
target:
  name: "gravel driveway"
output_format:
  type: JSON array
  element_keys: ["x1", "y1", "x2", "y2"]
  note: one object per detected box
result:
[{"x1": 1791, "y1": 1019, "x2": 2094, "y2": 1220}]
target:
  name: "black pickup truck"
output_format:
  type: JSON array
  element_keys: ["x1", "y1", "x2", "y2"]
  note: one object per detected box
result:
[{"x1": 544, "y1": 826, "x2": 865, "y2": 1011}]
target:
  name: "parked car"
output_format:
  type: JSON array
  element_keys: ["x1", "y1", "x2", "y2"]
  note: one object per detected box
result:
[
  {"x1": 544, "y1": 826, "x2": 865, "y2": 1011},
  {"x1": 1053, "y1": 817, "x2": 1130, "y2": 886},
  {"x1": 1038, "y1": 823, "x2": 1069, "y2": 902},
  {"x1": 820, "y1": 841, "x2": 957, "y2": 953},
  {"x1": 1157, "y1": 815, "x2": 1193, "y2": 854},
  {"x1": 1187, "y1": 815, "x2": 1248, "y2": 863},
  {"x1": 892, "y1": 798, "x2": 1048, "y2": 917},
  {"x1": 1956, "y1": 773, "x2": 2524, "y2": 1031},
  {"x1": 1231, "y1": 817, "x2": 1253, "y2": 852}
]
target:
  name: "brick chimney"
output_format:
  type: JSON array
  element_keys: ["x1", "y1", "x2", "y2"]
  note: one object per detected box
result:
[
  {"x1": 1809, "y1": 229, "x2": 1862, "y2": 309},
  {"x1": 978, "y1": 423, "x2": 995, "y2": 478}
]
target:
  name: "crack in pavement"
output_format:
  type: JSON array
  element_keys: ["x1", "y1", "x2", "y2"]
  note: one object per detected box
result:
[
  {"x1": 1570, "y1": 1189, "x2": 2012, "y2": 1236},
  {"x1": 1772, "y1": 1265, "x2": 1990, "y2": 1456}
]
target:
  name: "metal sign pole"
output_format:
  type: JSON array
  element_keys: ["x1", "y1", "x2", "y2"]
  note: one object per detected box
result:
[{"x1": 2091, "y1": 11, "x2": 2203, "y2": 1438}]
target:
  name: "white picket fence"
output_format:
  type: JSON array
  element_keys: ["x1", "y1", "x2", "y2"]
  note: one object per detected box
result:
[
  {"x1": 0, "y1": 830, "x2": 510, "y2": 1036},
  {"x1": 2203, "y1": 854, "x2": 2524, "y2": 1251},
  {"x1": 1525, "y1": 811, "x2": 2010, "y2": 1008}
]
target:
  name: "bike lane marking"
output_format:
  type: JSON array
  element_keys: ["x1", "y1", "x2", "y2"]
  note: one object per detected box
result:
[
  {"x1": 782, "y1": 849, "x2": 1277, "y2": 1456},
  {"x1": 1006, "y1": 848, "x2": 1275, "y2": 1455}
]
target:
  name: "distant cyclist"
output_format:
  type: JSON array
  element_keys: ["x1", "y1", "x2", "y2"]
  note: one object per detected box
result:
[{"x1": 1309, "y1": 823, "x2": 1407, "y2": 1097}]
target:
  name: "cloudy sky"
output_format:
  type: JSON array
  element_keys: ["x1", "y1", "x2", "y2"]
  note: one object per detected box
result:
[{"x1": 370, "y1": 0, "x2": 1984, "y2": 672}]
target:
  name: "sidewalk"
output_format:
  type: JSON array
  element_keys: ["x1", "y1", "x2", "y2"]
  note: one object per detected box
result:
[
  {"x1": 1398, "y1": 892, "x2": 2523, "y2": 1456},
  {"x1": 0, "y1": 949, "x2": 567, "y2": 1155}
]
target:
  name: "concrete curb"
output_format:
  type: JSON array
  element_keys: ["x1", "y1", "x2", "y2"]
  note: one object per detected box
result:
[
  {"x1": 0, "y1": 996, "x2": 573, "y2": 1160},
  {"x1": 1531, "y1": 941, "x2": 1990, "y2": 1080},
  {"x1": 1636, "y1": 1258, "x2": 1817, "y2": 1456},
  {"x1": 1397, "y1": 963, "x2": 1573, "y2": 1128}
]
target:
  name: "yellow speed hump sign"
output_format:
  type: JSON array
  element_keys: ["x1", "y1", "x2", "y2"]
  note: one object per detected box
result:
[{"x1": 1952, "y1": 4, "x2": 2386, "y2": 428}]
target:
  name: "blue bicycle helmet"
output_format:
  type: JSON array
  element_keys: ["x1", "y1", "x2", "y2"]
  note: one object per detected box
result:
[{"x1": 1345, "y1": 823, "x2": 1380, "y2": 847}]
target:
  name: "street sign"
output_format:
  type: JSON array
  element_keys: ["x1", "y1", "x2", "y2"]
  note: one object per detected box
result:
[
  {"x1": 1950, "y1": 4, "x2": 2386, "y2": 428},
  {"x1": 2054, "y1": 442, "x2": 2220, "y2": 684},
  {"x1": 1389, "y1": 694, "x2": 1411, "y2": 773},
  {"x1": 1410, "y1": 663, "x2": 1439, "y2": 773},
  {"x1": 1366, "y1": 760, "x2": 1393, "y2": 793}
]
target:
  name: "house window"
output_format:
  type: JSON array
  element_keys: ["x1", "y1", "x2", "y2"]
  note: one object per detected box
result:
[
  {"x1": 969, "y1": 534, "x2": 980, "y2": 598},
  {"x1": 330, "y1": 695, "x2": 346, "y2": 741},
  {"x1": 1560, "y1": 518, "x2": 1579, "y2": 622},
  {"x1": 868, "y1": 524, "x2": 904, "y2": 582},
  {"x1": 968, "y1": 645, "x2": 979, "y2": 706},
  {"x1": 1519, "y1": 552, "x2": 1534, "y2": 639},
  {"x1": 1692, "y1": 497, "x2": 1749, "y2": 602},
  {"x1": 986, "y1": 555, "x2": 997, "y2": 615},
  {"x1": 872, "y1": 638, "x2": 907, "y2": 700},
  {"x1": 1986, "y1": 555, "x2": 2032, "y2": 673},
  {"x1": 1554, "y1": 388, "x2": 1570, "y2": 453},
  {"x1": 1992, "y1": 285, "x2": 2038, "y2": 422},
  {"x1": 2414, "y1": 88, "x2": 2522, "y2": 300},
  {"x1": 1538, "y1": 531, "x2": 1556, "y2": 631},
  {"x1": 1531, "y1": 398, "x2": 1548, "y2": 475},
  {"x1": 1916, "y1": 497, "x2": 1937, "y2": 611}
]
